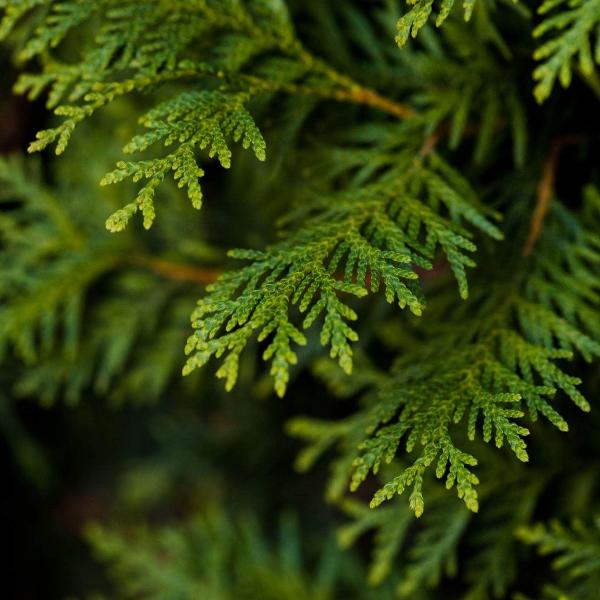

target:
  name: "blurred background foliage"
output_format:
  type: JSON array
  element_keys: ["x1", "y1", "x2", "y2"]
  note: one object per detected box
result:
[{"x1": 2, "y1": 2, "x2": 600, "y2": 599}]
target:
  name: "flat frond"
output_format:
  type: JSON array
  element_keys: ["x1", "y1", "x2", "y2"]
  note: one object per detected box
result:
[
  {"x1": 291, "y1": 197, "x2": 600, "y2": 515},
  {"x1": 0, "y1": 154, "x2": 212, "y2": 406},
  {"x1": 85, "y1": 508, "x2": 368, "y2": 600},
  {"x1": 184, "y1": 146, "x2": 502, "y2": 396},
  {"x1": 395, "y1": 0, "x2": 480, "y2": 47},
  {"x1": 518, "y1": 517, "x2": 600, "y2": 599},
  {"x1": 533, "y1": 0, "x2": 600, "y2": 102},
  {"x1": 1, "y1": 0, "x2": 402, "y2": 230}
]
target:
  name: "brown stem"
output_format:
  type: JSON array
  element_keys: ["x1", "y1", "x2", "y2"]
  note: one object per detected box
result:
[
  {"x1": 522, "y1": 135, "x2": 583, "y2": 257},
  {"x1": 419, "y1": 126, "x2": 445, "y2": 158},
  {"x1": 334, "y1": 87, "x2": 415, "y2": 119},
  {"x1": 228, "y1": 69, "x2": 415, "y2": 121},
  {"x1": 292, "y1": 45, "x2": 415, "y2": 119},
  {"x1": 133, "y1": 256, "x2": 220, "y2": 285}
]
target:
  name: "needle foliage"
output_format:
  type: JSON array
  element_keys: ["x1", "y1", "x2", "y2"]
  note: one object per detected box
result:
[{"x1": 2, "y1": 1, "x2": 600, "y2": 598}]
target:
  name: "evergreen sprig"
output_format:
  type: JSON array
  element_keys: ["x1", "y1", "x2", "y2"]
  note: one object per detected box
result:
[
  {"x1": 0, "y1": 156, "x2": 121, "y2": 371},
  {"x1": 534, "y1": 0, "x2": 600, "y2": 103},
  {"x1": 395, "y1": 0, "x2": 479, "y2": 47},
  {"x1": 2, "y1": 2, "x2": 600, "y2": 597},
  {"x1": 184, "y1": 142, "x2": 502, "y2": 397},
  {"x1": 393, "y1": 0, "x2": 600, "y2": 105},
  {"x1": 85, "y1": 509, "x2": 394, "y2": 600},
  {"x1": 398, "y1": 22, "x2": 527, "y2": 165},
  {"x1": 290, "y1": 196, "x2": 600, "y2": 515},
  {"x1": 335, "y1": 453, "x2": 547, "y2": 596},
  {"x1": 0, "y1": 155, "x2": 213, "y2": 405},
  {"x1": 1, "y1": 0, "x2": 387, "y2": 231},
  {"x1": 518, "y1": 517, "x2": 600, "y2": 599}
]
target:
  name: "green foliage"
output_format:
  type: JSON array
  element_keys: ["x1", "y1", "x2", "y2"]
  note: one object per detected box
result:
[
  {"x1": 2, "y1": 2, "x2": 600, "y2": 599},
  {"x1": 84, "y1": 509, "x2": 397, "y2": 600},
  {"x1": 392, "y1": 0, "x2": 600, "y2": 104},
  {"x1": 2, "y1": 0, "x2": 289, "y2": 229},
  {"x1": 398, "y1": 22, "x2": 528, "y2": 165},
  {"x1": 343, "y1": 493, "x2": 470, "y2": 596},
  {"x1": 184, "y1": 131, "x2": 502, "y2": 396},
  {"x1": 0, "y1": 0, "x2": 363, "y2": 231},
  {"x1": 0, "y1": 1, "x2": 46, "y2": 40},
  {"x1": 331, "y1": 452, "x2": 548, "y2": 596},
  {"x1": 534, "y1": 0, "x2": 600, "y2": 103},
  {"x1": 463, "y1": 466, "x2": 547, "y2": 598},
  {"x1": 395, "y1": 0, "x2": 479, "y2": 47},
  {"x1": 0, "y1": 155, "x2": 120, "y2": 372},
  {"x1": 0, "y1": 153, "x2": 212, "y2": 405},
  {"x1": 100, "y1": 88, "x2": 266, "y2": 231},
  {"x1": 291, "y1": 196, "x2": 600, "y2": 515},
  {"x1": 518, "y1": 517, "x2": 600, "y2": 599}
]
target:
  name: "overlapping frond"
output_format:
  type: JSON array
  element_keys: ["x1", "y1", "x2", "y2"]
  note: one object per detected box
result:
[
  {"x1": 0, "y1": 0, "x2": 287, "y2": 228},
  {"x1": 332, "y1": 452, "x2": 546, "y2": 595},
  {"x1": 398, "y1": 23, "x2": 527, "y2": 165},
  {"x1": 392, "y1": 0, "x2": 600, "y2": 108},
  {"x1": 340, "y1": 493, "x2": 470, "y2": 595},
  {"x1": 2, "y1": 2, "x2": 600, "y2": 599},
  {"x1": 0, "y1": 155, "x2": 211, "y2": 405},
  {"x1": 98, "y1": 87, "x2": 266, "y2": 231},
  {"x1": 0, "y1": 0, "x2": 378, "y2": 230},
  {"x1": 0, "y1": 156, "x2": 121, "y2": 368},
  {"x1": 290, "y1": 195, "x2": 600, "y2": 515},
  {"x1": 85, "y1": 509, "x2": 393, "y2": 600},
  {"x1": 534, "y1": 0, "x2": 600, "y2": 102},
  {"x1": 184, "y1": 140, "x2": 502, "y2": 397},
  {"x1": 518, "y1": 517, "x2": 600, "y2": 599}
]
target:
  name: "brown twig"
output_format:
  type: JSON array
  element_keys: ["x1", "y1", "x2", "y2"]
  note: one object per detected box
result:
[
  {"x1": 236, "y1": 71, "x2": 415, "y2": 120},
  {"x1": 522, "y1": 135, "x2": 584, "y2": 257},
  {"x1": 291, "y1": 47, "x2": 416, "y2": 120},
  {"x1": 133, "y1": 256, "x2": 220, "y2": 285},
  {"x1": 335, "y1": 86, "x2": 415, "y2": 119},
  {"x1": 419, "y1": 126, "x2": 445, "y2": 158}
]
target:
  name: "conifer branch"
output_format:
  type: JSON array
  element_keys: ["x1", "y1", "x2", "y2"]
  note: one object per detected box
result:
[
  {"x1": 292, "y1": 195, "x2": 600, "y2": 515},
  {"x1": 183, "y1": 138, "x2": 503, "y2": 396},
  {"x1": 3, "y1": 4, "x2": 600, "y2": 597},
  {"x1": 334, "y1": 87, "x2": 415, "y2": 119},
  {"x1": 291, "y1": 44, "x2": 415, "y2": 118},
  {"x1": 534, "y1": 0, "x2": 600, "y2": 103},
  {"x1": 193, "y1": 46, "x2": 415, "y2": 120},
  {"x1": 518, "y1": 516, "x2": 600, "y2": 597},
  {"x1": 0, "y1": 0, "x2": 418, "y2": 231},
  {"x1": 231, "y1": 73, "x2": 415, "y2": 119}
]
